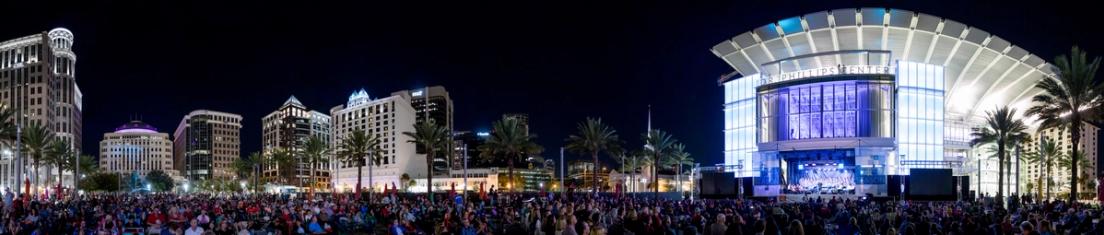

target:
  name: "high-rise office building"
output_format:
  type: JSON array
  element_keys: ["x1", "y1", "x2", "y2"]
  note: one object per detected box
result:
[
  {"x1": 173, "y1": 110, "x2": 242, "y2": 182},
  {"x1": 0, "y1": 28, "x2": 83, "y2": 189},
  {"x1": 1023, "y1": 123, "x2": 1100, "y2": 198},
  {"x1": 452, "y1": 130, "x2": 489, "y2": 168},
  {"x1": 261, "y1": 96, "x2": 332, "y2": 189},
  {"x1": 393, "y1": 86, "x2": 453, "y2": 173},
  {"x1": 330, "y1": 89, "x2": 424, "y2": 192},
  {"x1": 99, "y1": 120, "x2": 175, "y2": 177}
]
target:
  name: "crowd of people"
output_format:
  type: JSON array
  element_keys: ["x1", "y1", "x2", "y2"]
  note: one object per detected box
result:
[{"x1": 0, "y1": 187, "x2": 1102, "y2": 235}]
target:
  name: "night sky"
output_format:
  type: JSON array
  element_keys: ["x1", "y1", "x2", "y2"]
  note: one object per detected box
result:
[{"x1": 2, "y1": 1, "x2": 1101, "y2": 165}]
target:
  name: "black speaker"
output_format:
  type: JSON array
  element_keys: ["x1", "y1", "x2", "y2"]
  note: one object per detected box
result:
[
  {"x1": 958, "y1": 176, "x2": 971, "y2": 200},
  {"x1": 887, "y1": 175, "x2": 902, "y2": 198},
  {"x1": 741, "y1": 177, "x2": 754, "y2": 198},
  {"x1": 701, "y1": 172, "x2": 738, "y2": 198}
]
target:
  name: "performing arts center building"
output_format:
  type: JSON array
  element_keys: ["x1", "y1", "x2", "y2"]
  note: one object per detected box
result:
[{"x1": 713, "y1": 8, "x2": 1055, "y2": 197}]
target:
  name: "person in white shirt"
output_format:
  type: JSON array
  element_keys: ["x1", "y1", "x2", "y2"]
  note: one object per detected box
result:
[{"x1": 184, "y1": 219, "x2": 204, "y2": 235}]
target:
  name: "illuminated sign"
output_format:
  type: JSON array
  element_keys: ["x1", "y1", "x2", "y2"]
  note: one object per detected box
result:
[
  {"x1": 476, "y1": 132, "x2": 490, "y2": 137},
  {"x1": 412, "y1": 90, "x2": 424, "y2": 97},
  {"x1": 759, "y1": 65, "x2": 892, "y2": 87}
]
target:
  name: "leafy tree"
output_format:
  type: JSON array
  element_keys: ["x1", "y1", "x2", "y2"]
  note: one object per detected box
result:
[
  {"x1": 970, "y1": 106, "x2": 1028, "y2": 204},
  {"x1": 403, "y1": 120, "x2": 450, "y2": 200},
  {"x1": 146, "y1": 170, "x2": 175, "y2": 192},
  {"x1": 79, "y1": 172, "x2": 121, "y2": 192},
  {"x1": 566, "y1": 117, "x2": 620, "y2": 194},
  {"x1": 1025, "y1": 46, "x2": 1103, "y2": 202}
]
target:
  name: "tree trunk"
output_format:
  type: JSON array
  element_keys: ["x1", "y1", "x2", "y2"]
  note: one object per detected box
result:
[
  {"x1": 1046, "y1": 163, "x2": 1052, "y2": 201},
  {"x1": 367, "y1": 156, "x2": 373, "y2": 201},
  {"x1": 57, "y1": 163, "x2": 63, "y2": 199},
  {"x1": 997, "y1": 144, "x2": 1005, "y2": 206},
  {"x1": 1070, "y1": 124, "x2": 1081, "y2": 203},
  {"x1": 653, "y1": 152, "x2": 659, "y2": 201},
  {"x1": 33, "y1": 160, "x2": 40, "y2": 197},
  {"x1": 427, "y1": 151, "x2": 435, "y2": 201},
  {"x1": 357, "y1": 161, "x2": 364, "y2": 200},
  {"x1": 677, "y1": 164, "x2": 683, "y2": 197},
  {"x1": 508, "y1": 157, "x2": 515, "y2": 193},
  {"x1": 592, "y1": 151, "x2": 599, "y2": 195},
  {"x1": 309, "y1": 159, "x2": 316, "y2": 201}
]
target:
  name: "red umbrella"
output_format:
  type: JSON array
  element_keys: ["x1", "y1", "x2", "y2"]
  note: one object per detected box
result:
[
  {"x1": 355, "y1": 182, "x2": 362, "y2": 201},
  {"x1": 449, "y1": 182, "x2": 456, "y2": 199},
  {"x1": 479, "y1": 182, "x2": 486, "y2": 201}
]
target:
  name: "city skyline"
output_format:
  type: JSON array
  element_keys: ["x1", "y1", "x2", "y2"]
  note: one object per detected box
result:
[{"x1": 2, "y1": 1, "x2": 1103, "y2": 166}]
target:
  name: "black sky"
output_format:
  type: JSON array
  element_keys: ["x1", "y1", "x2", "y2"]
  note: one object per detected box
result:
[{"x1": 2, "y1": 1, "x2": 1100, "y2": 165}]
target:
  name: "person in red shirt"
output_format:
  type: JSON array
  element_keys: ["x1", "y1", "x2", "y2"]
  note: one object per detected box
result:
[{"x1": 149, "y1": 210, "x2": 164, "y2": 223}]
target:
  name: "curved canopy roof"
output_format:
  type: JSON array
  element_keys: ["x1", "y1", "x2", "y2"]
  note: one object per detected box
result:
[{"x1": 712, "y1": 8, "x2": 1053, "y2": 120}]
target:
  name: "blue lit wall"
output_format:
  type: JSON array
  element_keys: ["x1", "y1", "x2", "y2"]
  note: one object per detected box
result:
[
  {"x1": 896, "y1": 61, "x2": 945, "y2": 170},
  {"x1": 723, "y1": 74, "x2": 758, "y2": 177},
  {"x1": 757, "y1": 80, "x2": 894, "y2": 142}
]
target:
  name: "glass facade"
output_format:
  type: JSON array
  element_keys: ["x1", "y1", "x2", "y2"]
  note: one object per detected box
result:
[
  {"x1": 757, "y1": 79, "x2": 894, "y2": 142},
  {"x1": 723, "y1": 75, "x2": 758, "y2": 177},
  {"x1": 896, "y1": 61, "x2": 945, "y2": 170}
]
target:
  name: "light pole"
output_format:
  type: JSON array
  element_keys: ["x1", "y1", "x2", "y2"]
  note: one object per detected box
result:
[
  {"x1": 463, "y1": 143, "x2": 468, "y2": 202},
  {"x1": 559, "y1": 147, "x2": 564, "y2": 197}
]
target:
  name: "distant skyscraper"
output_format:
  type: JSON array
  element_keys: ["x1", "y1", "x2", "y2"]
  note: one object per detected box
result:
[
  {"x1": 452, "y1": 130, "x2": 490, "y2": 168},
  {"x1": 173, "y1": 110, "x2": 242, "y2": 182},
  {"x1": 393, "y1": 86, "x2": 453, "y2": 172},
  {"x1": 261, "y1": 96, "x2": 332, "y2": 189},
  {"x1": 99, "y1": 120, "x2": 175, "y2": 177},
  {"x1": 330, "y1": 89, "x2": 424, "y2": 192},
  {"x1": 0, "y1": 28, "x2": 83, "y2": 189}
]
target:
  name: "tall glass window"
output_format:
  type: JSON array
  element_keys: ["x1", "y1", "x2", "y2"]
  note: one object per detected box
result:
[
  {"x1": 723, "y1": 75, "x2": 758, "y2": 177},
  {"x1": 758, "y1": 79, "x2": 894, "y2": 142},
  {"x1": 896, "y1": 61, "x2": 945, "y2": 167}
]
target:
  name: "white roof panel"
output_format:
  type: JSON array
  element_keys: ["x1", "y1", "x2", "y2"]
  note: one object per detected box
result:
[{"x1": 711, "y1": 8, "x2": 1054, "y2": 118}]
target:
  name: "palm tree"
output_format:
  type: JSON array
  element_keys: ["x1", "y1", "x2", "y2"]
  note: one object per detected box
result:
[
  {"x1": 970, "y1": 106, "x2": 1029, "y2": 204},
  {"x1": 1025, "y1": 46, "x2": 1103, "y2": 202},
  {"x1": 0, "y1": 106, "x2": 16, "y2": 148},
  {"x1": 1023, "y1": 138, "x2": 1063, "y2": 201},
  {"x1": 238, "y1": 152, "x2": 263, "y2": 193},
  {"x1": 1057, "y1": 150, "x2": 1093, "y2": 199},
  {"x1": 302, "y1": 135, "x2": 330, "y2": 200},
  {"x1": 565, "y1": 117, "x2": 620, "y2": 195},
  {"x1": 643, "y1": 129, "x2": 678, "y2": 200},
  {"x1": 267, "y1": 148, "x2": 296, "y2": 185},
  {"x1": 664, "y1": 143, "x2": 694, "y2": 195},
  {"x1": 45, "y1": 140, "x2": 74, "y2": 199},
  {"x1": 338, "y1": 129, "x2": 381, "y2": 199},
  {"x1": 21, "y1": 123, "x2": 53, "y2": 196},
  {"x1": 404, "y1": 120, "x2": 450, "y2": 201},
  {"x1": 479, "y1": 116, "x2": 542, "y2": 193},
  {"x1": 612, "y1": 147, "x2": 650, "y2": 194}
]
